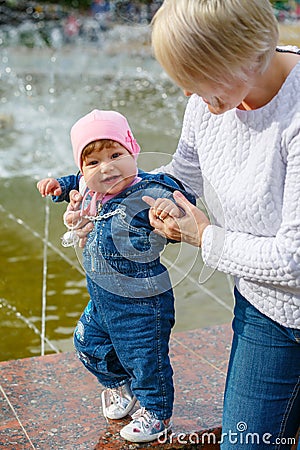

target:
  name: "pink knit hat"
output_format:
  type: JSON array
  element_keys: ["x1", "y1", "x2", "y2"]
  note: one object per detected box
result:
[{"x1": 70, "y1": 109, "x2": 141, "y2": 170}]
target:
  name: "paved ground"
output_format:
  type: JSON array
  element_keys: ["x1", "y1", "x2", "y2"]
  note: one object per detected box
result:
[{"x1": 0, "y1": 324, "x2": 232, "y2": 449}]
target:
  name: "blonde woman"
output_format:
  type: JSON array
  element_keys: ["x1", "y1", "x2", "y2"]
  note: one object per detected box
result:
[{"x1": 142, "y1": 0, "x2": 300, "y2": 449}]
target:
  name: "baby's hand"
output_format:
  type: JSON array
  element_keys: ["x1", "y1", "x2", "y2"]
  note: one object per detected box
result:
[
  {"x1": 37, "y1": 178, "x2": 62, "y2": 197},
  {"x1": 63, "y1": 205, "x2": 94, "y2": 248},
  {"x1": 142, "y1": 196, "x2": 185, "y2": 221}
]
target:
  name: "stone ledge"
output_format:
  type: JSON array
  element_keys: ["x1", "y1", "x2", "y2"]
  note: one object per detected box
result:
[{"x1": 0, "y1": 324, "x2": 232, "y2": 449}]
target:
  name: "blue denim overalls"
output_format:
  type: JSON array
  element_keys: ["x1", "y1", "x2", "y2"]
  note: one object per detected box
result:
[{"x1": 54, "y1": 171, "x2": 195, "y2": 420}]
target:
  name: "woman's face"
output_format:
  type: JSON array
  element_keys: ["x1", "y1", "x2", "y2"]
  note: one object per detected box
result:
[{"x1": 182, "y1": 75, "x2": 254, "y2": 114}]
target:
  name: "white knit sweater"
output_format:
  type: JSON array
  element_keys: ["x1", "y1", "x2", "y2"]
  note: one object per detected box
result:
[{"x1": 163, "y1": 60, "x2": 300, "y2": 329}]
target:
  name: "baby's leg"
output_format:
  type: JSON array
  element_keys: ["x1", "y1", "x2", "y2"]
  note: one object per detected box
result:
[
  {"x1": 74, "y1": 298, "x2": 129, "y2": 387},
  {"x1": 105, "y1": 288, "x2": 175, "y2": 421}
]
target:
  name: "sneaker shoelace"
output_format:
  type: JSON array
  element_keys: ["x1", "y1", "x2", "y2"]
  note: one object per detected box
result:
[
  {"x1": 109, "y1": 388, "x2": 122, "y2": 406},
  {"x1": 131, "y1": 407, "x2": 154, "y2": 428},
  {"x1": 103, "y1": 388, "x2": 124, "y2": 422}
]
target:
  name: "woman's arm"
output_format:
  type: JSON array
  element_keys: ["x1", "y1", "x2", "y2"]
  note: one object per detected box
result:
[
  {"x1": 202, "y1": 132, "x2": 300, "y2": 290},
  {"x1": 147, "y1": 134, "x2": 300, "y2": 291},
  {"x1": 146, "y1": 108, "x2": 300, "y2": 291}
]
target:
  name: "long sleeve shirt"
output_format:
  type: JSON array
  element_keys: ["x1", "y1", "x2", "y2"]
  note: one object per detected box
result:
[{"x1": 160, "y1": 59, "x2": 300, "y2": 329}]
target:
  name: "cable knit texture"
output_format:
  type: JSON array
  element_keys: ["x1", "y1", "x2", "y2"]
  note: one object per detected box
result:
[{"x1": 162, "y1": 59, "x2": 300, "y2": 329}]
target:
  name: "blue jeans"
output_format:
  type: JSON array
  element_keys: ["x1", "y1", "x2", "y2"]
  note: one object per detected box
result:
[
  {"x1": 221, "y1": 288, "x2": 300, "y2": 449},
  {"x1": 74, "y1": 275, "x2": 175, "y2": 420}
]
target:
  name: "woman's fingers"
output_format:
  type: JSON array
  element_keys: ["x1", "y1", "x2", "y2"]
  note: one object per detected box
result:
[
  {"x1": 69, "y1": 190, "x2": 82, "y2": 210},
  {"x1": 75, "y1": 221, "x2": 94, "y2": 238},
  {"x1": 142, "y1": 195, "x2": 155, "y2": 207},
  {"x1": 144, "y1": 191, "x2": 210, "y2": 246}
]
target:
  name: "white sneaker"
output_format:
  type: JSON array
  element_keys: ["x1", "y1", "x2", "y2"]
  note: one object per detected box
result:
[
  {"x1": 101, "y1": 382, "x2": 137, "y2": 420},
  {"x1": 120, "y1": 407, "x2": 171, "y2": 443}
]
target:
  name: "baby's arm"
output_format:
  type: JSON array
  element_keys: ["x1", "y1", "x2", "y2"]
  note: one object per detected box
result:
[
  {"x1": 37, "y1": 178, "x2": 62, "y2": 197},
  {"x1": 37, "y1": 173, "x2": 80, "y2": 203}
]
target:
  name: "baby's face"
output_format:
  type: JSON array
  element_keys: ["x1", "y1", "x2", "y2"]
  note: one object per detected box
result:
[{"x1": 82, "y1": 144, "x2": 137, "y2": 195}]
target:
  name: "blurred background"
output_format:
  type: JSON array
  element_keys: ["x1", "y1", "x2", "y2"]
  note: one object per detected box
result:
[{"x1": 0, "y1": 0, "x2": 299, "y2": 361}]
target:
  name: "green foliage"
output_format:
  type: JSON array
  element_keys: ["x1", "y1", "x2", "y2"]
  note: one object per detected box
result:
[
  {"x1": 270, "y1": 0, "x2": 290, "y2": 7},
  {"x1": 7, "y1": 0, "x2": 155, "y2": 11},
  {"x1": 5, "y1": 0, "x2": 90, "y2": 10},
  {"x1": 40, "y1": 0, "x2": 91, "y2": 9}
]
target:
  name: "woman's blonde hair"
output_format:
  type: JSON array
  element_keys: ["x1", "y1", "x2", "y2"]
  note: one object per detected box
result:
[{"x1": 151, "y1": 0, "x2": 279, "y2": 87}]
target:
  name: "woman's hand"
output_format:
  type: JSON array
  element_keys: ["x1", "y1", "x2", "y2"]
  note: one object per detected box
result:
[
  {"x1": 66, "y1": 190, "x2": 94, "y2": 248},
  {"x1": 69, "y1": 189, "x2": 83, "y2": 211},
  {"x1": 142, "y1": 191, "x2": 210, "y2": 247}
]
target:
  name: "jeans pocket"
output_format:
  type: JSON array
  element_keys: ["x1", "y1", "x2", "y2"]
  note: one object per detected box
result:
[{"x1": 290, "y1": 329, "x2": 300, "y2": 344}]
